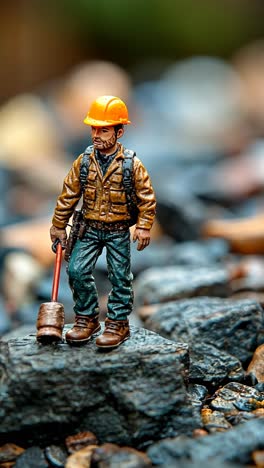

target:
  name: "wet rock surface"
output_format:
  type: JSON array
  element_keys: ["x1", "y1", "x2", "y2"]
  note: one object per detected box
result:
[
  {"x1": 190, "y1": 342, "x2": 244, "y2": 387},
  {"x1": 147, "y1": 418, "x2": 264, "y2": 466},
  {"x1": 210, "y1": 382, "x2": 264, "y2": 413},
  {"x1": 201, "y1": 408, "x2": 232, "y2": 433},
  {"x1": 135, "y1": 265, "x2": 232, "y2": 306},
  {"x1": 0, "y1": 325, "x2": 196, "y2": 448},
  {"x1": 44, "y1": 445, "x2": 67, "y2": 467},
  {"x1": 145, "y1": 297, "x2": 264, "y2": 366}
]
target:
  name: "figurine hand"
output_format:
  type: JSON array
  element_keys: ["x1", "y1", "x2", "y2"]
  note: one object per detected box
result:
[
  {"x1": 50, "y1": 225, "x2": 67, "y2": 249},
  {"x1": 133, "y1": 228, "x2": 150, "y2": 251}
]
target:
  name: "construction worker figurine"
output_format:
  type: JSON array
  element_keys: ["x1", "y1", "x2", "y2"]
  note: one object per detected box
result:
[{"x1": 50, "y1": 95, "x2": 156, "y2": 348}]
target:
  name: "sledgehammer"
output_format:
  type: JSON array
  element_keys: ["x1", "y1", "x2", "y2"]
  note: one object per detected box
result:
[{"x1": 36, "y1": 242, "x2": 65, "y2": 344}]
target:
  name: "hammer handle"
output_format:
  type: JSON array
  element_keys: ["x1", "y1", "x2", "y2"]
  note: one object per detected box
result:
[{"x1": 51, "y1": 242, "x2": 63, "y2": 302}]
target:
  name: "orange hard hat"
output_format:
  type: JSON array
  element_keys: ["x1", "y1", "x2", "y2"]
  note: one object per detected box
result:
[{"x1": 83, "y1": 95, "x2": 131, "y2": 127}]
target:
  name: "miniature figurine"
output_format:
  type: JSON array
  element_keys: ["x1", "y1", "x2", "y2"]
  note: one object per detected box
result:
[{"x1": 49, "y1": 95, "x2": 156, "y2": 348}]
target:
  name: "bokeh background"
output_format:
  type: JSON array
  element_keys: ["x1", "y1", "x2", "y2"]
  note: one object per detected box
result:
[{"x1": 2, "y1": 0, "x2": 264, "y2": 334}]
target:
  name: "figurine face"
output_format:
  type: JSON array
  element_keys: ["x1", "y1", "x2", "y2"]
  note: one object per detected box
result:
[{"x1": 91, "y1": 126, "x2": 124, "y2": 153}]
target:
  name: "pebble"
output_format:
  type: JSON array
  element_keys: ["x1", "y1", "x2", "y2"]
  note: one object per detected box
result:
[
  {"x1": 44, "y1": 445, "x2": 67, "y2": 467},
  {"x1": 91, "y1": 443, "x2": 152, "y2": 467},
  {"x1": 65, "y1": 445, "x2": 98, "y2": 468},
  {"x1": 0, "y1": 444, "x2": 24, "y2": 463},
  {"x1": 247, "y1": 344, "x2": 264, "y2": 384},
  {"x1": 201, "y1": 408, "x2": 232, "y2": 432},
  {"x1": 65, "y1": 431, "x2": 98, "y2": 454},
  {"x1": 252, "y1": 450, "x2": 264, "y2": 467}
]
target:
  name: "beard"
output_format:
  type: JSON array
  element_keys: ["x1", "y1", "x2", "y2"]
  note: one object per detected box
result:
[{"x1": 93, "y1": 133, "x2": 117, "y2": 152}]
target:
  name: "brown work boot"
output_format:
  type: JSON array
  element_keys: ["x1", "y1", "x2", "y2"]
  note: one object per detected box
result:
[
  {"x1": 66, "y1": 315, "x2": 101, "y2": 345},
  {"x1": 96, "y1": 318, "x2": 130, "y2": 349}
]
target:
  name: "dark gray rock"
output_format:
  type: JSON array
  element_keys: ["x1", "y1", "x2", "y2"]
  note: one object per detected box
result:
[
  {"x1": 130, "y1": 238, "x2": 229, "y2": 275},
  {"x1": 14, "y1": 446, "x2": 48, "y2": 468},
  {"x1": 190, "y1": 342, "x2": 244, "y2": 387},
  {"x1": 135, "y1": 266, "x2": 232, "y2": 306},
  {"x1": 0, "y1": 325, "x2": 197, "y2": 448},
  {"x1": 155, "y1": 175, "x2": 233, "y2": 242},
  {"x1": 156, "y1": 193, "x2": 204, "y2": 241},
  {"x1": 187, "y1": 384, "x2": 208, "y2": 408},
  {"x1": 210, "y1": 382, "x2": 264, "y2": 413},
  {"x1": 145, "y1": 297, "x2": 264, "y2": 365},
  {"x1": 147, "y1": 418, "x2": 264, "y2": 466}
]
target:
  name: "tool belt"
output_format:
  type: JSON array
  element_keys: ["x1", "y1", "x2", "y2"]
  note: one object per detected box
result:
[{"x1": 86, "y1": 219, "x2": 130, "y2": 232}]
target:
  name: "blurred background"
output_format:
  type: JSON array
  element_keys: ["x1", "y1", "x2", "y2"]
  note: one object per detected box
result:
[{"x1": 2, "y1": 0, "x2": 264, "y2": 334}]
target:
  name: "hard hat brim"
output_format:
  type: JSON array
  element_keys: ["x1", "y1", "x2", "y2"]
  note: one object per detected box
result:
[{"x1": 84, "y1": 116, "x2": 131, "y2": 127}]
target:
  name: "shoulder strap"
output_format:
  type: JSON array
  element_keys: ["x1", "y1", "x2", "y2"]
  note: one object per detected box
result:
[
  {"x1": 123, "y1": 148, "x2": 136, "y2": 200},
  {"x1": 80, "y1": 145, "x2": 93, "y2": 193}
]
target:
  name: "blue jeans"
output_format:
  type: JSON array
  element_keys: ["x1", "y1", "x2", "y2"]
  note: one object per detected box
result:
[{"x1": 68, "y1": 227, "x2": 133, "y2": 320}]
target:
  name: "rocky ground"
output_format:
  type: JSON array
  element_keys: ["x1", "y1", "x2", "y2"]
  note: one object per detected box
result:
[{"x1": 2, "y1": 241, "x2": 264, "y2": 466}]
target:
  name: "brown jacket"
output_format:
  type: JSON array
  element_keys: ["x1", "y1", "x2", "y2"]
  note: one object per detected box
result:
[{"x1": 52, "y1": 143, "x2": 156, "y2": 230}]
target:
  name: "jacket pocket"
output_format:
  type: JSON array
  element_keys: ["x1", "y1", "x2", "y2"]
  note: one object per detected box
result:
[
  {"x1": 84, "y1": 187, "x2": 96, "y2": 209},
  {"x1": 111, "y1": 174, "x2": 123, "y2": 184},
  {"x1": 110, "y1": 190, "x2": 126, "y2": 204},
  {"x1": 110, "y1": 189, "x2": 127, "y2": 214}
]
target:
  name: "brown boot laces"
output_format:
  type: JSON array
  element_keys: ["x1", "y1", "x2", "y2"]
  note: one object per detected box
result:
[
  {"x1": 105, "y1": 321, "x2": 127, "y2": 334},
  {"x1": 75, "y1": 316, "x2": 95, "y2": 328}
]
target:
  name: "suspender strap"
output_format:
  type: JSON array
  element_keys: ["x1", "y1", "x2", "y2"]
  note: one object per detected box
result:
[
  {"x1": 80, "y1": 145, "x2": 93, "y2": 193},
  {"x1": 123, "y1": 148, "x2": 136, "y2": 205}
]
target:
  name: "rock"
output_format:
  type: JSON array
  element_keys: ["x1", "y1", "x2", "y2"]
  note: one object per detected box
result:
[
  {"x1": 0, "y1": 326, "x2": 196, "y2": 448},
  {"x1": 225, "y1": 410, "x2": 257, "y2": 426},
  {"x1": 155, "y1": 192, "x2": 204, "y2": 241},
  {"x1": 14, "y1": 447, "x2": 48, "y2": 468},
  {"x1": 135, "y1": 266, "x2": 232, "y2": 307},
  {"x1": 145, "y1": 297, "x2": 264, "y2": 365},
  {"x1": 192, "y1": 429, "x2": 208, "y2": 438},
  {"x1": 202, "y1": 214, "x2": 264, "y2": 255},
  {"x1": 190, "y1": 342, "x2": 244, "y2": 387},
  {"x1": 44, "y1": 445, "x2": 67, "y2": 467},
  {"x1": 65, "y1": 445, "x2": 97, "y2": 468},
  {"x1": 253, "y1": 408, "x2": 264, "y2": 418},
  {"x1": 130, "y1": 238, "x2": 229, "y2": 275},
  {"x1": 187, "y1": 384, "x2": 208, "y2": 408},
  {"x1": 0, "y1": 462, "x2": 16, "y2": 468},
  {"x1": 0, "y1": 444, "x2": 24, "y2": 463},
  {"x1": 210, "y1": 382, "x2": 264, "y2": 413},
  {"x1": 252, "y1": 450, "x2": 264, "y2": 467},
  {"x1": 247, "y1": 344, "x2": 264, "y2": 384},
  {"x1": 91, "y1": 443, "x2": 152, "y2": 467},
  {"x1": 65, "y1": 431, "x2": 98, "y2": 454},
  {"x1": 147, "y1": 418, "x2": 264, "y2": 466},
  {"x1": 201, "y1": 408, "x2": 232, "y2": 433}
]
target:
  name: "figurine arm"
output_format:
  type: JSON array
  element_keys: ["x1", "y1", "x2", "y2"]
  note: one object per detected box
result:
[
  {"x1": 52, "y1": 155, "x2": 83, "y2": 229},
  {"x1": 133, "y1": 157, "x2": 156, "y2": 231}
]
